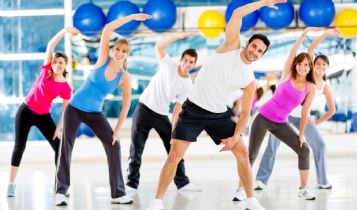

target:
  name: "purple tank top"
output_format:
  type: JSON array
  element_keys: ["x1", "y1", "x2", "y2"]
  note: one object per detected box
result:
[{"x1": 259, "y1": 78, "x2": 307, "y2": 123}]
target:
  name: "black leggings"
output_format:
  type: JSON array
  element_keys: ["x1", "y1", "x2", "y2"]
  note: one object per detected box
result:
[{"x1": 11, "y1": 103, "x2": 60, "y2": 167}]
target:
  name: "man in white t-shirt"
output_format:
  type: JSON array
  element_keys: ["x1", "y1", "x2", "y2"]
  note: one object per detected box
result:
[
  {"x1": 145, "y1": 1, "x2": 285, "y2": 210},
  {"x1": 126, "y1": 33, "x2": 200, "y2": 193}
]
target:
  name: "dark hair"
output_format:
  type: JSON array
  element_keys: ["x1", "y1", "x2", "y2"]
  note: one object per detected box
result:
[
  {"x1": 248, "y1": 34, "x2": 270, "y2": 53},
  {"x1": 47, "y1": 51, "x2": 68, "y2": 80},
  {"x1": 181, "y1": 48, "x2": 198, "y2": 62},
  {"x1": 270, "y1": 84, "x2": 276, "y2": 94},
  {"x1": 314, "y1": 54, "x2": 329, "y2": 81},
  {"x1": 291, "y1": 53, "x2": 315, "y2": 84},
  {"x1": 256, "y1": 87, "x2": 264, "y2": 101}
]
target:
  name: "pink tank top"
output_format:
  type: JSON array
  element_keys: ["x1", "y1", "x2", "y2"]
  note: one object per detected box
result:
[{"x1": 259, "y1": 78, "x2": 307, "y2": 123}]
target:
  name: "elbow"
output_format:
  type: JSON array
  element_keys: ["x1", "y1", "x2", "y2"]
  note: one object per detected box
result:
[{"x1": 232, "y1": 9, "x2": 244, "y2": 19}]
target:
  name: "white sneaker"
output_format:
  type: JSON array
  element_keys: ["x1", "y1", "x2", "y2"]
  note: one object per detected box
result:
[
  {"x1": 126, "y1": 185, "x2": 138, "y2": 195},
  {"x1": 298, "y1": 186, "x2": 316, "y2": 200},
  {"x1": 55, "y1": 193, "x2": 67, "y2": 206},
  {"x1": 145, "y1": 199, "x2": 164, "y2": 210},
  {"x1": 254, "y1": 180, "x2": 266, "y2": 191},
  {"x1": 7, "y1": 183, "x2": 15, "y2": 197},
  {"x1": 245, "y1": 197, "x2": 265, "y2": 210},
  {"x1": 178, "y1": 183, "x2": 202, "y2": 192},
  {"x1": 316, "y1": 183, "x2": 332, "y2": 190},
  {"x1": 232, "y1": 187, "x2": 246, "y2": 201},
  {"x1": 111, "y1": 195, "x2": 133, "y2": 204}
]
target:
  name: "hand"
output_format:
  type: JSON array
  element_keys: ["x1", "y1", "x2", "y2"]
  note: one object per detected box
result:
[
  {"x1": 131, "y1": 13, "x2": 152, "y2": 21},
  {"x1": 53, "y1": 127, "x2": 62, "y2": 140},
  {"x1": 326, "y1": 28, "x2": 340, "y2": 36},
  {"x1": 263, "y1": 0, "x2": 287, "y2": 9},
  {"x1": 220, "y1": 135, "x2": 241, "y2": 152},
  {"x1": 65, "y1": 27, "x2": 80, "y2": 36},
  {"x1": 112, "y1": 130, "x2": 120, "y2": 146},
  {"x1": 299, "y1": 133, "x2": 307, "y2": 148}
]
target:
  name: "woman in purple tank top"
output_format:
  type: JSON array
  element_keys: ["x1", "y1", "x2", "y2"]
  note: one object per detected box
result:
[{"x1": 234, "y1": 28, "x2": 321, "y2": 201}]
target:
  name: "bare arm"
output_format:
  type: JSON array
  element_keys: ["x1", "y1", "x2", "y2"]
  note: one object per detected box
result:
[
  {"x1": 156, "y1": 32, "x2": 197, "y2": 60},
  {"x1": 44, "y1": 27, "x2": 79, "y2": 65},
  {"x1": 307, "y1": 28, "x2": 340, "y2": 57},
  {"x1": 53, "y1": 99, "x2": 69, "y2": 140},
  {"x1": 315, "y1": 84, "x2": 335, "y2": 125},
  {"x1": 114, "y1": 72, "x2": 132, "y2": 136},
  {"x1": 96, "y1": 14, "x2": 152, "y2": 68},
  {"x1": 171, "y1": 103, "x2": 183, "y2": 131},
  {"x1": 217, "y1": 0, "x2": 286, "y2": 53},
  {"x1": 299, "y1": 83, "x2": 316, "y2": 147}
]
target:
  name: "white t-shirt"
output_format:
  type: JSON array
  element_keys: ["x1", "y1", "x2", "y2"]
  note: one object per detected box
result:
[
  {"x1": 290, "y1": 82, "x2": 326, "y2": 118},
  {"x1": 189, "y1": 49, "x2": 255, "y2": 113},
  {"x1": 139, "y1": 55, "x2": 193, "y2": 115}
]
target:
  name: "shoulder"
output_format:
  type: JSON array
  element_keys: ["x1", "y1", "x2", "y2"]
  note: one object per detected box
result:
[{"x1": 307, "y1": 82, "x2": 316, "y2": 92}]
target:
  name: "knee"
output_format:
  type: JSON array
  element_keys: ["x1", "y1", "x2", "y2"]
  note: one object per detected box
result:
[
  {"x1": 233, "y1": 144, "x2": 249, "y2": 159},
  {"x1": 167, "y1": 150, "x2": 183, "y2": 165},
  {"x1": 300, "y1": 144, "x2": 310, "y2": 158}
]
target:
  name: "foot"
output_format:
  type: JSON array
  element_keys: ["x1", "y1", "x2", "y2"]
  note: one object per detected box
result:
[
  {"x1": 298, "y1": 186, "x2": 316, "y2": 200},
  {"x1": 7, "y1": 183, "x2": 16, "y2": 197},
  {"x1": 145, "y1": 199, "x2": 164, "y2": 210},
  {"x1": 232, "y1": 187, "x2": 246, "y2": 201},
  {"x1": 178, "y1": 183, "x2": 202, "y2": 192},
  {"x1": 316, "y1": 183, "x2": 332, "y2": 190},
  {"x1": 245, "y1": 197, "x2": 265, "y2": 210},
  {"x1": 111, "y1": 195, "x2": 133, "y2": 204},
  {"x1": 254, "y1": 180, "x2": 266, "y2": 191},
  {"x1": 55, "y1": 193, "x2": 67, "y2": 206},
  {"x1": 126, "y1": 185, "x2": 138, "y2": 195}
]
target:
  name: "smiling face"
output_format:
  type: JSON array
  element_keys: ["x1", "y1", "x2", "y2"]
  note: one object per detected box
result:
[
  {"x1": 291, "y1": 53, "x2": 314, "y2": 83},
  {"x1": 51, "y1": 52, "x2": 68, "y2": 76},
  {"x1": 243, "y1": 39, "x2": 268, "y2": 62},
  {"x1": 179, "y1": 54, "x2": 197, "y2": 73},
  {"x1": 313, "y1": 56, "x2": 329, "y2": 80},
  {"x1": 296, "y1": 58, "x2": 311, "y2": 77},
  {"x1": 112, "y1": 43, "x2": 129, "y2": 62}
]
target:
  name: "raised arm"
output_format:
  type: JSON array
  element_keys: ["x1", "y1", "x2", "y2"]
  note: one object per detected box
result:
[
  {"x1": 156, "y1": 32, "x2": 197, "y2": 60},
  {"x1": 96, "y1": 13, "x2": 152, "y2": 67},
  {"x1": 218, "y1": 0, "x2": 286, "y2": 52},
  {"x1": 44, "y1": 27, "x2": 79, "y2": 65},
  {"x1": 307, "y1": 28, "x2": 340, "y2": 57}
]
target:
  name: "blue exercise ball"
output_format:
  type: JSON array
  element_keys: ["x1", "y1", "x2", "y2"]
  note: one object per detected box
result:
[
  {"x1": 107, "y1": 1, "x2": 140, "y2": 36},
  {"x1": 143, "y1": 0, "x2": 177, "y2": 33},
  {"x1": 225, "y1": 0, "x2": 259, "y2": 32},
  {"x1": 299, "y1": 0, "x2": 335, "y2": 27},
  {"x1": 73, "y1": 3, "x2": 106, "y2": 37},
  {"x1": 260, "y1": 1, "x2": 294, "y2": 30}
]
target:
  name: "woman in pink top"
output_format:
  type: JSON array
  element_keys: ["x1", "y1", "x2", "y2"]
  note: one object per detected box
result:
[
  {"x1": 234, "y1": 27, "x2": 318, "y2": 201},
  {"x1": 7, "y1": 27, "x2": 79, "y2": 197}
]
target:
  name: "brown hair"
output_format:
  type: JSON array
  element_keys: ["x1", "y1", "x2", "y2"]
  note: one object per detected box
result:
[
  {"x1": 291, "y1": 53, "x2": 315, "y2": 84},
  {"x1": 314, "y1": 54, "x2": 329, "y2": 81},
  {"x1": 181, "y1": 48, "x2": 198, "y2": 62},
  {"x1": 113, "y1": 38, "x2": 130, "y2": 71},
  {"x1": 47, "y1": 51, "x2": 68, "y2": 80}
]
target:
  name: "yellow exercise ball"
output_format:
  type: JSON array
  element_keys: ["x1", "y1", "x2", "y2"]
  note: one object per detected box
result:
[
  {"x1": 198, "y1": 10, "x2": 225, "y2": 39},
  {"x1": 334, "y1": 9, "x2": 357, "y2": 38}
]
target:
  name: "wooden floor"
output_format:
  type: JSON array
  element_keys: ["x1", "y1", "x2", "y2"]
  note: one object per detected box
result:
[{"x1": 0, "y1": 155, "x2": 356, "y2": 210}]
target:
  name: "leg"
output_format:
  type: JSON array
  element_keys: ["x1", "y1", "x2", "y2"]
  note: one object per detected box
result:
[
  {"x1": 255, "y1": 133, "x2": 281, "y2": 185},
  {"x1": 127, "y1": 105, "x2": 152, "y2": 189},
  {"x1": 154, "y1": 116, "x2": 189, "y2": 189},
  {"x1": 84, "y1": 112, "x2": 126, "y2": 198},
  {"x1": 55, "y1": 105, "x2": 82, "y2": 195},
  {"x1": 155, "y1": 139, "x2": 191, "y2": 199}
]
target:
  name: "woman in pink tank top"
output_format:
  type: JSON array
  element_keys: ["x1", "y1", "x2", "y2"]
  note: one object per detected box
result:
[{"x1": 7, "y1": 27, "x2": 79, "y2": 197}]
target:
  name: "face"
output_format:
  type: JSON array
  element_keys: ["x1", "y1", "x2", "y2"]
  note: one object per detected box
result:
[
  {"x1": 112, "y1": 44, "x2": 129, "y2": 61},
  {"x1": 296, "y1": 58, "x2": 311, "y2": 77},
  {"x1": 179, "y1": 54, "x2": 196, "y2": 73},
  {"x1": 243, "y1": 39, "x2": 268, "y2": 62},
  {"x1": 314, "y1": 58, "x2": 328, "y2": 78},
  {"x1": 51, "y1": 57, "x2": 67, "y2": 74}
]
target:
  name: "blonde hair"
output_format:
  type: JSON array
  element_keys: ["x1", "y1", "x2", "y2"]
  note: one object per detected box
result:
[{"x1": 113, "y1": 38, "x2": 130, "y2": 71}]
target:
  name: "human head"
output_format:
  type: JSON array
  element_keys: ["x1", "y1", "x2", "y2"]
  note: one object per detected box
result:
[
  {"x1": 48, "y1": 52, "x2": 68, "y2": 79},
  {"x1": 291, "y1": 53, "x2": 315, "y2": 84},
  {"x1": 242, "y1": 34, "x2": 270, "y2": 62},
  {"x1": 313, "y1": 54, "x2": 329, "y2": 81},
  {"x1": 179, "y1": 48, "x2": 198, "y2": 73},
  {"x1": 112, "y1": 38, "x2": 131, "y2": 71}
]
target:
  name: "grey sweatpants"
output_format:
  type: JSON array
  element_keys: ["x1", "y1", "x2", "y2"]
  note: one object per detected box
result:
[
  {"x1": 249, "y1": 114, "x2": 310, "y2": 170},
  {"x1": 55, "y1": 105, "x2": 126, "y2": 198}
]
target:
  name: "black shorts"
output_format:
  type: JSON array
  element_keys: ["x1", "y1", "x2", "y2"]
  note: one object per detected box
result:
[{"x1": 172, "y1": 100, "x2": 236, "y2": 145}]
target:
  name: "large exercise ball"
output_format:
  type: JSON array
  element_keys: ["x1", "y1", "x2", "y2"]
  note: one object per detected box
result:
[
  {"x1": 260, "y1": 1, "x2": 294, "y2": 30},
  {"x1": 334, "y1": 9, "x2": 357, "y2": 38},
  {"x1": 198, "y1": 10, "x2": 225, "y2": 39},
  {"x1": 143, "y1": 0, "x2": 177, "y2": 33},
  {"x1": 73, "y1": 3, "x2": 106, "y2": 37},
  {"x1": 225, "y1": 0, "x2": 259, "y2": 32},
  {"x1": 299, "y1": 0, "x2": 335, "y2": 27},
  {"x1": 107, "y1": 1, "x2": 140, "y2": 36}
]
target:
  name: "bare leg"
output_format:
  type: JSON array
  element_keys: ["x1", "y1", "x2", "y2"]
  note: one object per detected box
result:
[
  {"x1": 9, "y1": 166, "x2": 18, "y2": 183},
  {"x1": 299, "y1": 170, "x2": 309, "y2": 188}
]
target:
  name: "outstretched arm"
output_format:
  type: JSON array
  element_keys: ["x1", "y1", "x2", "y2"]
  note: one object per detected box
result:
[
  {"x1": 44, "y1": 27, "x2": 79, "y2": 65},
  {"x1": 307, "y1": 28, "x2": 340, "y2": 57},
  {"x1": 96, "y1": 13, "x2": 152, "y2": 67},
  {"x1": 217, "y1": 0, "x2": 286, "y2": 53},
  {"x1": 156, "y1": 32, "x2": 197, "y2": 60}
]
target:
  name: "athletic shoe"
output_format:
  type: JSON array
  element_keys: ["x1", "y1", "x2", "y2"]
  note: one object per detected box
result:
[
  {"x1": 298, "y1": 186, "x2": 316, "y2": 200},
  {"x1": 145, "y1": 199, "x2": 164, "y2": 210},
  {"x1": 126, "y1": 185, "x2": 138, "y2": 195},
  {"x1": 316, "y1": 184, "x2": 332, "y2": 189},
  {"x1": 254, "y1": 180, "x2": 266, "y2": 191},
  {"x1": 111, "y1": 195, "x2": 133, "y2": 204},
  {"x1": 245, "y1": 197, "x2": 266, "y2": 210},
  {"x1": 178, "y1": 183, "x2": 202, "y2": 192},
  {"x1": 232, "y1": 187, "x2": 246, "y2": 201},
  {"x1": 55, "y1": 193, "x2": 67, "y2": 206},
  {"x1": 7, "y1": 183, "x2": 15, "y2": 197}
]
